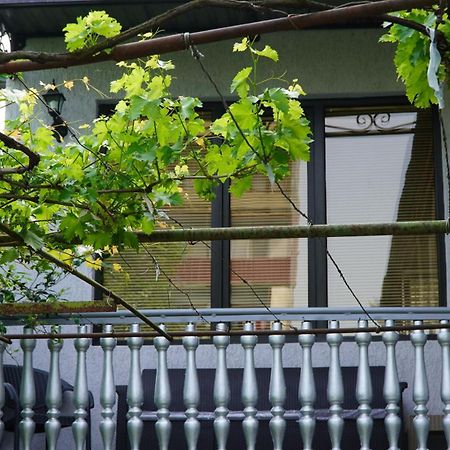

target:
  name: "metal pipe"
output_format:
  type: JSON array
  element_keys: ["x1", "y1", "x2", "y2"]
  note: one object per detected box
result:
[
  {"x1": 3, "y1": 306, "x2": 450, "y2": 326},
  {"x1": 5, "y1": 322, "x2": 450, "y2": 340}
]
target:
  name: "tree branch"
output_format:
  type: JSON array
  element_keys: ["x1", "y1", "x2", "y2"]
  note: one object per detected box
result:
[
  {"x1": 0, "y1": 132, "x2": 40, "y2": 175},
  {"x1": 0, "y1": 221, "x2": 173, "y2": 340},
  {"x1": 0, "y1": 0, "x2": 438, "y2": 74},
  {"x1": 0, "y1": 193, "x2": 93, "y2": 211},
  {"x1": 0, "y1": 0, "x2": 328, "y2": 66}
]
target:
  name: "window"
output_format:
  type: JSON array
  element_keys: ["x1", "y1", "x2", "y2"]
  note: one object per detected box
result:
[{"x1": 98, "y1": 99, "x2": 445, "y2": 311}]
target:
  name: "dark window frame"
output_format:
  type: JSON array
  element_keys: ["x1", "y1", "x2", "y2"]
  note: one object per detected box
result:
[{"x1": 94, "y1": 96, "x2": 447, "y2": 312}]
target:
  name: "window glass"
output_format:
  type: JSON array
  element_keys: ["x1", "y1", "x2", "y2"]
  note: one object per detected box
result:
[
  {"x1": 102, "y1": 176, "x2": 212, "y2": 312},
  {"x1": 99, "y1": 102, "x2": 442, "y2": 317},
  {"x1": 230, "y1": 161, "x2": 309, "y2": 309},
  {"x1": 326, "y1": 106, "x2": 439, "y2": 308}
]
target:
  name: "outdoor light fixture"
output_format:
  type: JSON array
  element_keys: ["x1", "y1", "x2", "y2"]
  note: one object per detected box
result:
[{"x1": 42, "y1": 80, "x2": 68, "y2": 142}]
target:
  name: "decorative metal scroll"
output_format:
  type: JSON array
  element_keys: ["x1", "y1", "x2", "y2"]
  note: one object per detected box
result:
[{"x1": 325, "y1": 112, "x2": 417, "y2": 137}]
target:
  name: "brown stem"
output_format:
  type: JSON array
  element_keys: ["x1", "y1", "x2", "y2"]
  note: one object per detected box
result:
[
  {"x1": 0, "y1": 132, "x2": 40, "y2": 175},
  {"x1": 0, "y1": 193, "x2": 92, "y2": 211}
]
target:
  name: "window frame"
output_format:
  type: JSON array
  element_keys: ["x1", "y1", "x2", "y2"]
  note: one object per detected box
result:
[{"x1": 94, "y1": 96, "x2": 447, "y2": 310}]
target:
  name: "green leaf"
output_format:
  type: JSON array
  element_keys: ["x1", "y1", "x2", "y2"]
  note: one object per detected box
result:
[
  {"x1": 252, "y1": 45, "x2": 279, "y2": 62},
  {"x1": 63, "y1": 11, "x2": 121, "y2": 52},
  {"x1": 228, "y1": 100, "x2": 257, "y2": 129},
  {"x1": 22, "y1": 230, "x2": 45, "y2": 250},
  {"x1": 193, "y1": 178, "x2": 218, "y2": 201},
  {"x1": 230, "y1": 67, "x2": 252, "y2": 98},
  {"x1": 380, "y1": 9, "x2": 441, "y2": 108},
  {"x1": 263, "y1": 88, "x2": 290, "y2": 113},
  {"x1": 141, "y1": 213, "x2": 155, "y2": 234},
  {"x1": 180, "y1": 96, "x2": 202, "y2": 120},
  {"x1": 233, "y1": 38, "x2": 249, "y2": 52},
  {"x1": 0, "y1": 248, "x2": 19, "y2": 264},
  {"x1": 229, "y1": 175, "x2": 253, "y2": 197},
  {"x1": 60, "y1": 214, "x2": 85, "y2": 240},
  {"x1": 86, "y1": 232, "x2": 111, "y2": 249}
]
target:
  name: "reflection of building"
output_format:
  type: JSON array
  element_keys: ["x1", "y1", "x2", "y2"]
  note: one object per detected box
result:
[{"x1": 325, "y1": 107, "x2": 441, "y2": 309}]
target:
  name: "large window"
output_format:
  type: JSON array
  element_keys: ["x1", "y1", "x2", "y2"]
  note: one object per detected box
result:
[{"x1": 99, "y1": 99, "x2": 445, "y2": 310}]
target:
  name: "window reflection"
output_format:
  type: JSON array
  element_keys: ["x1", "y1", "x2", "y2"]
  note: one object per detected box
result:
[
  {"x1": 326, "y1": 107, "x2": 439, "y2": 308},
  {"x1": 230, "y1": 162, "x2": 309, "y2": 310}
]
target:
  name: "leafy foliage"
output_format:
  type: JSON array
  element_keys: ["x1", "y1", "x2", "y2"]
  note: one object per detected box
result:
[
  {"x1": 63, "y1": 11, "x2": 122, "y2": 52},
  {"x1": 1, "y1": 6, "x2": 443, "y2": 305},
  {"x1": 0, "y1": 20, "x2": 312, "y2": 301},
  {"x1": 0, "y1": 258, "x2": 65, "y2": 304},
  {"x1": 380, "y1": 9, "x2": 450, "y2": 107}
]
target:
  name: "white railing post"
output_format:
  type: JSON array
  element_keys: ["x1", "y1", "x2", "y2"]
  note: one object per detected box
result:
[
  {"x1": 298, "y1": 321, "x2": 315, "y2": 450},
  {"x1": 327, "y1": 320, "x2": 343, "y2": 450},
  {"x1": 411, "y1": 321, "x2": 429, "y2": 450},
  {"x1": 241, "y1": 321, "x2": 258, "y2": 450},
  {"x1": 100, "y1": 324, "x2": 117, "y2": 450},
  {"x1": 20, "y1": 327, "x2": 36, "y2": 450},
  {"x1": 127, "y1": 323, "x2": 143, "y2": 450},
  {"x1": 383, "y1": 319, "x2": 401, "y2": 450},
  {"x1": 183, "y1": 323, "x2": 200, "y2": 450},
  {"x1": 155, "y1": 323, "x2": 171, "y2": 450},
  {"x1": 438, "y1": 320, "x2": 450, "y2": 449},
  {"x1": 46, "y1": 329, "x2": 63, "y2": 450},
  {"x1": 269, "y1": 321, "x2": 286, "y2": 450},
  {"x1": 356, "y1": 319, "x2": 373, "y2": 450},
  {"x1": 214, "y1": 322, "x2": 230, "y2": 450},
  {"x1": 72, "y1": 325, "x2": 91, "y2": 450}
]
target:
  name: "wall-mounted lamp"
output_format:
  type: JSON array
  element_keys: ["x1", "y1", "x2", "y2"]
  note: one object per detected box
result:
[{"x1": 42, "y1": 80, "x2": 68, "y2": 142}]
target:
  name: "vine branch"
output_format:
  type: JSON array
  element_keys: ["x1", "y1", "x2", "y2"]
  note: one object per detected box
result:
[
  {"x1": 0, "y1": 221, "x2": 173, "y2": 340},
  {"x1": 0, "y1": 0, "x2": 439, "y2": 74},
  {"x1": 0, "y1": 132, "x2": 40, "y2": 175}
]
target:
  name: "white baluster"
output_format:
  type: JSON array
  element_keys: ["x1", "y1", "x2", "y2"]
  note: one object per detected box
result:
[
  {"x1": 299, "y1": 321, "x2": 315, "y2": 450},
  {"x1": 269, "y1": 321, "x2": 286, "y2": 450},
  {"x1": 72, "y1": 325, "x2": 91, "y2": 450},
  {"x1": 127, "y1": 323, "x2": 143, "y2": 450},
  {"x1": 155, "y1": 323, "x2": 171, "y2": 450},
  {"x1": 438, "y1": 320, "x2": 450, "y2": 449},
  {"x1": 100, "y1": 324, "x2": 116, "y2": 450},
  {"x1": 241, "y1": 321, "x2": 258, "y2": 450},
  {"x1": 214, "y1": 323, "x2": 230, "y2": 450},
  {"x1": 20, "y1": 327, "x2": 36, "y2": 450},
  {"x1": 183, "y1": 323, "x2": 200, "y2": 450},
  {"x1": 356, "y1": 319, "x2": 372, "y2": 450},
  {"x1": 383, "y1": 319, "x2": 401, "y2": 450},
  {"x1": 411, "y1": 321, "x2": 429, "y2": 450},
  {"x1": 0, "y1": 336, "x2": 6, "y2": 445},
  {"x1": 46, "y1": 329, "x2": 63, "y2": 450},
  {"x1": 327, "y1": 320, "x2": 343, "y2": 450}
]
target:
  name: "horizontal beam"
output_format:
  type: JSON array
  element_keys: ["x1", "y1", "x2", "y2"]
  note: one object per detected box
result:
[
  {"x1": 0, "y1": 0, "x2": 435, "y2": 73},
  {"x1": 2, "y1": 307, "x2": 450, "y2": 325},
  {"x1": 139, "y1": 219, "x2": 450, "y2": 242},
  {"x1": 5, "y1": 321, "x2": 450, "y2": 340},
  {"x1": 0, "y1": 220, "x2": 447, "y2": 247}
]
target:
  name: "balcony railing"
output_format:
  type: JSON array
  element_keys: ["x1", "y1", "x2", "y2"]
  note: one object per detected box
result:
[{"x1": 0, "y1": 307, "x2": 449, "y2": 450}]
